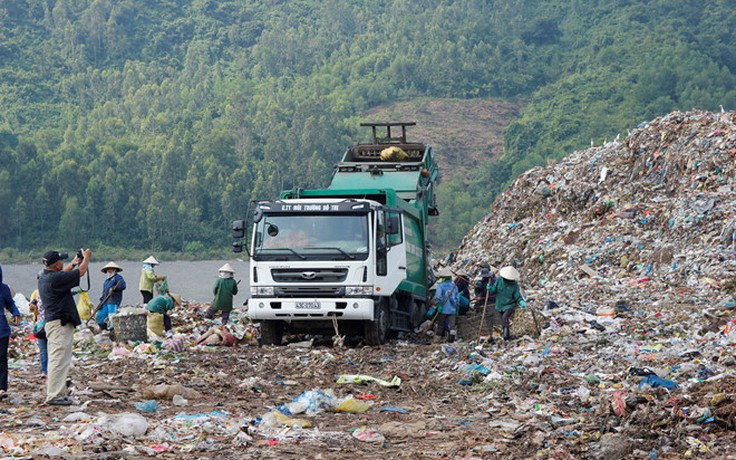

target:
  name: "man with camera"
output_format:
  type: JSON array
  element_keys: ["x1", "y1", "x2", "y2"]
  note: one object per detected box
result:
[{"x1": 38, "y1": 248, "x2": 91, "y2": 406}]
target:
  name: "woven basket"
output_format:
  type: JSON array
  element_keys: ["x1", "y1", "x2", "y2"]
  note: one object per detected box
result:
[
  {"x1": 510, "y1": 307, "x2": 542, "y2": 338},
  {"x1": 112, "y1": 312, "x2": 148, "y2": 342}
]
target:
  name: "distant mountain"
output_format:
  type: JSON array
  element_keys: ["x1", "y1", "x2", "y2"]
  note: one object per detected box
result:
[{"x1": 1, "y1": 1, "x2": 734, "y2": 256}]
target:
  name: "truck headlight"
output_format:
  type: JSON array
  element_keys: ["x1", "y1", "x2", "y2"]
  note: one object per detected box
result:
[
  {"x1": 345, "y1": 286, "x2": 373, "y2": 296},
  {"x1": 250, "y1": 286, "x2": 274, "y2": 296}
]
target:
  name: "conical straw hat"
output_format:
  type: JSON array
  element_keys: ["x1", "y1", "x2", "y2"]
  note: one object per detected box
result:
[
  {"x1": 437, "y1": 267, "x2": 453, "y2": 278},
  {"x1": 218, "y1": 263, "x2": 235, "y2": 273},
  {"x1": 101, "y1": 261, "x2": 123, "y2": 273},
  {"x1": 499, "y1": 266, "x2": 520, "y2": 281},
  {"x1": 143, "y1": 256, "x2": 159, "y2": 265}
]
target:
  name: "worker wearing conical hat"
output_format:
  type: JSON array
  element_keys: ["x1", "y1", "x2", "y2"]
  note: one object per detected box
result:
[
  {"x1": 434, "y1": 267, "x2": 460, "y2": 343},
  {"x1": 204, "y1": 263, "x2": 239, "y2": 325},
  {"x1": 145, "y1": 292, "x2": 181, "y2": 337},
  {"x1": 139, "y1": 256, "x2": 165, "y2": 304},
  {"x1": 487, "y1": 266, "x2": 526, "y2": 341},
  {"x1": 97, "y1": 262, "x2": 126, "y2": 333}
]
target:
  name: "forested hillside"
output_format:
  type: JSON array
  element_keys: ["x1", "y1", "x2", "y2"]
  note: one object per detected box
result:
[{"x1": 1, "y1": 0, "x2": 734, "y2": 258}]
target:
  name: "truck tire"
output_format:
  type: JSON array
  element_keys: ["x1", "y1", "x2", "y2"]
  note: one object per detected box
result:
[
  {"x1": 415, "y1": 301, "x2": 428, "y2": 327},
  {"x1": 364, "y1": 299, "x2": 390, "y2": 346},
  {"x1": 408, "y1": 300, "x2": 421, "y2": 328},
  {"x1": 260, "y1": 320, "x2": 284, "y2": 346}
]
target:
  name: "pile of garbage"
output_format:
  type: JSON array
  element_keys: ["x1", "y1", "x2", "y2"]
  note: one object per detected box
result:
[
  {"x1": 455, "y1": 109, "x2": 735, "y2": 321},
  {"x1": 446, "y1": 109, "x2": 736, "y2": 456}
]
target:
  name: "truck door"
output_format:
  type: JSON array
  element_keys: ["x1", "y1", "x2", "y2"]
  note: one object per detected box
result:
[{"x1": 374, "y1": 210, "x2": 407, "y2": 295}]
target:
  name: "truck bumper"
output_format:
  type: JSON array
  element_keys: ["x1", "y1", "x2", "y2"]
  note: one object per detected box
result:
[{"x1": 247, "y1": 298, "x2": 375, "y2": 320}]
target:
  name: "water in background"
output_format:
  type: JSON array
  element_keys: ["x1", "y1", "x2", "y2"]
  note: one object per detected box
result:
[{"x1": 1, "y1": 260, "x2": 250, "y2": 305}]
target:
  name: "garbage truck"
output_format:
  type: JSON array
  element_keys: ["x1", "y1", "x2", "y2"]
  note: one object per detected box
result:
[{"x1": 232, "y1": 122, "x2": 439, "y2": 345}]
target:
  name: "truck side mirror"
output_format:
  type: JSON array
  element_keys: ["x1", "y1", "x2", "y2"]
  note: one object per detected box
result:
[
  {"x1": 232, "y1": 220, "x2": 245, "y2": 239},
  {"x1": 232, "y1": 241, "x2": 244, "y2": 253}
]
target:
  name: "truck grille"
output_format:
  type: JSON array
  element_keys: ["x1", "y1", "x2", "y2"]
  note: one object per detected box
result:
[
  {"x1": 271, "y1": 268, "x2": 348, "y2": 283},
  {"x1": 275, "y1": 287, "x2": 344, "y2": 297}
]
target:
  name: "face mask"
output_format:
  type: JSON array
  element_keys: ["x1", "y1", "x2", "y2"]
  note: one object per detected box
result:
[
  {"x1": 219, "y1": 271, "x2": 233, "y2": 279},
  {"x1": 106, "y1": 271, "x2": 116, "y2": 279}
]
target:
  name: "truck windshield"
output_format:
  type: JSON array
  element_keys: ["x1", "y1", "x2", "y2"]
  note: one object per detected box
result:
[{"x1": 254, "y1": 214, "x2": 369, "y2": 261}]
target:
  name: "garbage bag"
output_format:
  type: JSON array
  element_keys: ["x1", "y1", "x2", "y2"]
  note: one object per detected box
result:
[
  {"x1": 147, "y1": 312, "x2": 165, "y2": 337},
  {"x1": 76, "y1": 291, "x2": 94, "y2": 321}
]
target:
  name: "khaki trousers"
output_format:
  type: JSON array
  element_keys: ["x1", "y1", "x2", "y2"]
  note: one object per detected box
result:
[{"x1": 45, "y1": 319, "x2": 74, "y2": 402}]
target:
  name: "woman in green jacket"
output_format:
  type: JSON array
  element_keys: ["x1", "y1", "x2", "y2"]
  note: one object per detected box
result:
[
  {"x1": 488, "y1": 266, "x2": 526, "y2": 340},
  {"x1": 139, "y1": 256, "x2": 166, "y2": 304},
  {"x1": 204, "y1": 263, "x2": 239, "y2": 324},
  {"x1": 146, "y1": 292, "x2": 181, "y2": 337}
]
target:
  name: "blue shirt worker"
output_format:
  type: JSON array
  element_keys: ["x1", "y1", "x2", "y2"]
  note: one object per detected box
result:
[
  {"x1": 454, "y1": 270, "x2": 471, "y2": 315},
  {"x1": 0, "y1": 264, "x2": 22, "y2": 400},
  {"x1": 488, "y1": 266, "x2": 526, "y2": 340},
  {"x1": 97, "y1": 262, "x2": 126, "y2": 331},
  {"x1": 434, "y1": 267, "x2": 459, "y2": 342}
]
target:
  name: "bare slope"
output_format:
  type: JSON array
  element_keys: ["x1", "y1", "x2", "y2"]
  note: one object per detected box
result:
[{"x1": 365, "y1": 98, "x2": 523, "y2": 179}]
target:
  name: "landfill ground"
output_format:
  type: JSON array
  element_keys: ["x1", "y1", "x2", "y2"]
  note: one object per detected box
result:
[
  {"x1": 3, "y1": 109, "x2": 736, "y2": 459},
  {"x1": 2, "y1": 301, "x2": 736, "y2": 460}
]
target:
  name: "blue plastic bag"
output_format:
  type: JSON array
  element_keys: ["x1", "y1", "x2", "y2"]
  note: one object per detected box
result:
[{"x1": 639, "y1": 374, "x2": 677, "y2": 389}]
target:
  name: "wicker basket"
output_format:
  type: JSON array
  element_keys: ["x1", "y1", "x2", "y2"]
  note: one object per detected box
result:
[
  {"x1": 510, "y1": 307, "x2": 542, "y2": 339},
  {"x1": 112, "y1": 311, "x2": 148, "y2": 342}
]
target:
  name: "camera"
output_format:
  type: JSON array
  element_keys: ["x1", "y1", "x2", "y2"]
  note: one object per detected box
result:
[{"x1": 77, "y1": 249, "x2": 84, "y2": 260}]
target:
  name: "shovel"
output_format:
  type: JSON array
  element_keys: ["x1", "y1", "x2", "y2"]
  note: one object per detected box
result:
[{"x1": 477, "y1": 290, "x2": 491, "y2": 342}]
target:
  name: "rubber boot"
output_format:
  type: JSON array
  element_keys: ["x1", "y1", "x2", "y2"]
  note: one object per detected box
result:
[{"x1": 502, "y1": 326, "x2": 510, "y2": 341}]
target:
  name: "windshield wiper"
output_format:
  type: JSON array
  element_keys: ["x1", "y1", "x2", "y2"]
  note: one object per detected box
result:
[
  {"x1": 304, "y1": 247, "x2": 356, "y2": 259},
  {"x1": 260, "y1": 247, "x2": 307, "y2": 260}
]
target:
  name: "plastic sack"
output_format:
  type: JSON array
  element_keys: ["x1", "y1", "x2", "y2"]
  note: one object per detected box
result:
[
  {"x1": 380, "y1": 146, "x2": 408, "y2": 161},
  {"x1": 336, "y1": 374, "x2": 402, "y2": 388},
  {"x1": 280, "y1": 390, "x2": 337, "y2": 415},
  {"x1": 639, "y1": 374, "x2": 677, "y2": 389},
  {"x1": 155, "y1": 279, "x2": 169, "y2": 295},
  {"x1": 352, "y1": 426, "x2": 385, "y2": 443},
  {"x1": 13, "y1": 293, "x2": 30, "y2": 315},
  {"x1": 106, "y1": 413, "x2": 149, "y2": 436},
  {"x1": 76, "y1": 291, "x2": 94, "y2": 321},
  {"x1": 335, "y1": 397, "x2": 372, "y2": 413},
  {"x1": 147, "y1": 312, "x2": 165, "y2": 337},
  {"x1": 135, "y1": 400, "x2": 161, "y2": 412}
]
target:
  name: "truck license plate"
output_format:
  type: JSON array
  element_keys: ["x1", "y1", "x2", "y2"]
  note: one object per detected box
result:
[{"x1": 295, "y1": 301, "x2": 321, "y2": 309}]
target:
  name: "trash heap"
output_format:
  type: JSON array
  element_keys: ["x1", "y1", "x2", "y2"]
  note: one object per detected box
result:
[
  {"x1": 456, "y1": 109, "x2": 735, "y2": 307},
  {"x1": 446, "y1": 109, "x2": 736, "y2": 457}
]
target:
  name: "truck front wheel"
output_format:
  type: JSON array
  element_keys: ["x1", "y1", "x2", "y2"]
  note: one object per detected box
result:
[
  {"x1": 364, "y1": 299, "x2": 390, "y2": 346},
  {"x1": 260, "y1": 320, "x2": 284, "y2": 346}
]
